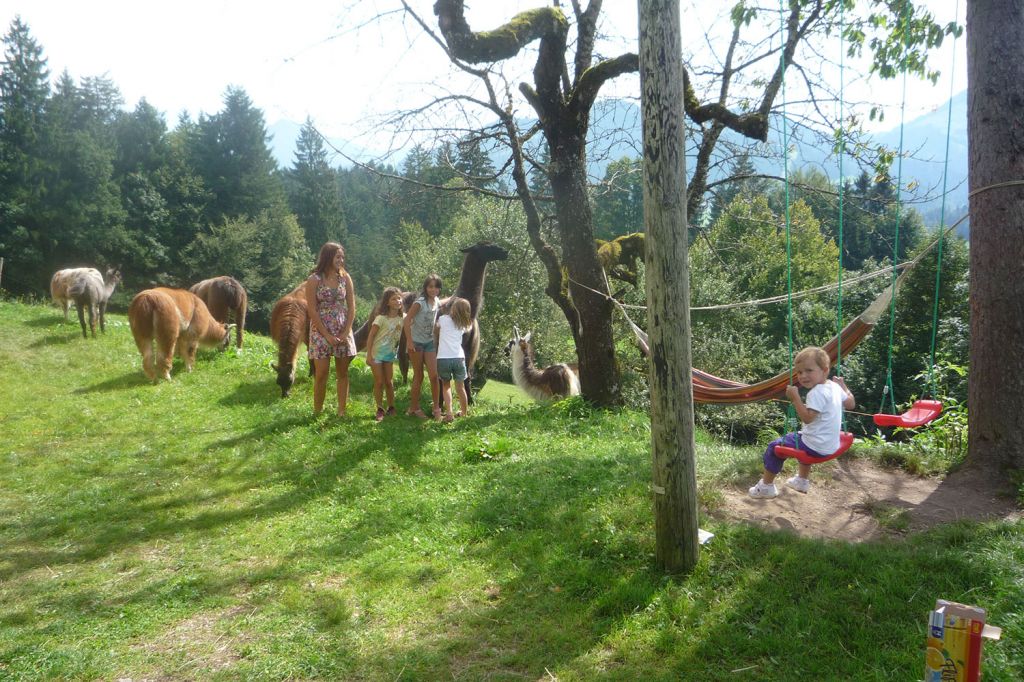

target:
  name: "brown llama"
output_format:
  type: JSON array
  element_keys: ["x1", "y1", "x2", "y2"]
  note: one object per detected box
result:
[
  {"x1": 128, "y1": 287, "x2": 232, "y2": 381},
  {"x1": 269, "y1": 288, "x2": 310, "y2": 397},
  {"x1": 189, "y1": 276, "x2": 247, "y2": 348},
  {"x1": 51, "y1": 267, "x2": 122, "y2": 338},
  {"x1": 505, "y1": 327, "x2": 580, "y2": 401}
]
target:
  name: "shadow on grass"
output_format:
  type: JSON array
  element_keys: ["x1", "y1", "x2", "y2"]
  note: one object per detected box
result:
[
  {"x1": 73, "y1": 371, "x2": 151, "y2": 393},
  {"x1": 218, "y1": 379, "x2": 280, "y2": 407},
  {"x1": 22, "y1": 315, "x2": 65, "y2": 328},
  {"x1": 27, "y1": 333, "x2": 78, "y2": 348}
]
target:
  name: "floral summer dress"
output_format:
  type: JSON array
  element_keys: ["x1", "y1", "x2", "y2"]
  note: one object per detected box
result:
[{"x1": 308, "y1": 273, "x2": 357, "y2": 360}]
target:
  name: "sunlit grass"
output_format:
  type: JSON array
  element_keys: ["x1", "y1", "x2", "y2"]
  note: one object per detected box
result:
[{"x1": 1, "y1": 299, "x2": 1021, "y2": 680}]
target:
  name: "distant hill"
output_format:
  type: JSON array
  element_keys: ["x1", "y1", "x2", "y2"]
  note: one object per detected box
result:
[{"x1": 268, "y1": 91, "x2": 969, "y2": 234}]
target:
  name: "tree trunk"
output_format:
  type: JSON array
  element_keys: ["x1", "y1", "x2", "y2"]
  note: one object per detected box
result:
[
  {"x1": 548, "y1": 130, "x2": 622, "y2": 406},
  {"x1": 639, "y1": 0, "x2": 699, "y2": 574},
  {"x1": 966, "y1": 0, "x2": 1024, "y2": 472}
]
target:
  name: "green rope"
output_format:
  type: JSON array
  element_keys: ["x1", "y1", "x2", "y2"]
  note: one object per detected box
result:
[
  {"x1": 779, "y1": 0, "x2": 798, "y2": 435},
  {"x1": 879, "y1": 0, "x2": 912, "y2": 417},
  {"x1": 928, "y1": 0, "x2": 960, "y2": 398},
  {"x1": 836, "y1": 0, "x2": 847, "y2": 431}
]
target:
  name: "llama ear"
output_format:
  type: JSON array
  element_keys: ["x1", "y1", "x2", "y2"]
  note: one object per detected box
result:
[
  {"x1": 513, "y1": 325, "x2": 521, "y2": 341},
  {"x1": 523, "y1": 332, "x2": 532, "y2": 343}
]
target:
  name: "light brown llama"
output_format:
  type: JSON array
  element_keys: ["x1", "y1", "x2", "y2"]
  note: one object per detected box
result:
[
  {"x1": 269, "y1": 288, "x2": 310, "y2": 397},
  {"x1": 505, "y1": 327, "x2": 580, "y2": 401},
  {"x1": 128, "y1": 287, "x2": 231, "y2": 381}
]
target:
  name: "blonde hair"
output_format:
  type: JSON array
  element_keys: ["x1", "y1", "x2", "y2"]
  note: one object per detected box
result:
[
  {"x1": 447, "y1": 297, "x2": 472, "y2": 331},
  {"x1": 794, "y1": 346, "x2": 830, "y2": 373}
]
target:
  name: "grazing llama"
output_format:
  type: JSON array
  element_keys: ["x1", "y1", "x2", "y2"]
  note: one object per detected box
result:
[
  {"x1": 51, "y1": 267, "x2": 122, "y2": 338},
  {"x1": 269, "y1": 287, "x2": 310, "y2": 397},
  {"x1": 505, "y1": 327, "x2": 580, "y2": 400},
  {"x1": 128, "y1": 287, "x2": 232, "y2": 381},
  {"x1": 189, "y1": 276, "x2": 248, "y2": 348}
]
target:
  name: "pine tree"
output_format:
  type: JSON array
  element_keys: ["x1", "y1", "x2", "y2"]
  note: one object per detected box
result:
[
  {"x1": 0, "y1": 16, "x2": 51, "y2": 289},
  {"x1": 190, "y1": 86, "x2": 285, "y2": 223},
  {"x1": 285, "y1": 118, "x2": 346, "y2": 250}
]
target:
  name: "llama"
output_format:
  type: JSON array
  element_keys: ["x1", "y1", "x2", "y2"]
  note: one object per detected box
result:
[
  {"x1": 353, "y1": 241, "x2": 509, "y2": 400},
  {"x1": 269, "y1": 289, "x2": 310, "y2": 397},
  {"x1": 128, "y1": 287, "x2": 232, "y2": 381},
  {"x1": 189, "y1": 276, "x2": 247, "y2": 348},
  {"x1": 505, "y1": 327, "x2": 580, "y2": 400},
  {"x1": 51, "y1": 267, "x2": 122, "y2": 338}
]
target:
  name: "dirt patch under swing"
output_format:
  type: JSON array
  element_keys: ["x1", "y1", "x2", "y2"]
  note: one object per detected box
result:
[{"x1": 711, "y1": 456, "x2": 1021, "y2": 542}]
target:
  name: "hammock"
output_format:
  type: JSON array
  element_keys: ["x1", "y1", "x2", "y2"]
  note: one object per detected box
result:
[{"x1": 623, "y1": 274, "x2": 902, "y2": 405}]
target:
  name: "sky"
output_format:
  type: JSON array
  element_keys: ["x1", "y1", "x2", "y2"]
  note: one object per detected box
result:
[{"x1": 1, "y1": 0, "x2": 967, "y2": 156}]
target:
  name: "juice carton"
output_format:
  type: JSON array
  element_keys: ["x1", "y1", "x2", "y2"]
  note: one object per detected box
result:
[{"x1": 924, "y1": 600, "x2": 1002, "y2": 682}]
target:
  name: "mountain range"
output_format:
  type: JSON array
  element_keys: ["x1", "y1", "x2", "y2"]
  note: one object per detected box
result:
[{"x1": 267, "y1": 90, "x2": 968, "y2": 228}]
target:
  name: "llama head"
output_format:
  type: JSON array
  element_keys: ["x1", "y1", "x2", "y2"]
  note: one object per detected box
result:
[
  {"x1": 461, "y1": 241, "x2": 509, "y2": 263},
  {"x1": 504, "y1": 327, "x2": 532, "y2": 357},
  {"x1": 219, "y1": 323, "x2": 234, "y2": 350},
  {"x1": 271, "y1": 360, "x2": 296, "y2": 397}
]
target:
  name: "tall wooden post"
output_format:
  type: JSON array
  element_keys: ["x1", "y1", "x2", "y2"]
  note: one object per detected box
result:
[{"x1": 638, "y1": 0, "x2": 699, "y2": 572}]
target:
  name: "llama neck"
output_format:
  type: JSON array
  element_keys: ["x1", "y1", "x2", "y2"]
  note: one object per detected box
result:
[
  {"x1": 102, "y1": 280, "x2": 118, "y2": 300},
  {"x1": 455, "y1": 255, "x2": 486, "y2": 318}
]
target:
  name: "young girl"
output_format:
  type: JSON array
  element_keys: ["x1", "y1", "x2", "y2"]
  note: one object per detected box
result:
[
  {"x1": 365, "y1": 287, "x2": 405, "y2": 422},
  {"x1": 433, "y1": 296, "x2": 473, "y2": 423},
  {"x1": 305, "y1": 242, "x2": 357, "y2": 417},
  {"x1": 749, "y1": 346, "x2": 855, "y2": 498},
  {"x1": 402, "y1": 274, "x2": 442, "y2": 419}
]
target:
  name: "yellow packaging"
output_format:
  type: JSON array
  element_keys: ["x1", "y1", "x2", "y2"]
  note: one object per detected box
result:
[{"x1": 924, "y1": 600, "x2": 1001, "y2": 682}]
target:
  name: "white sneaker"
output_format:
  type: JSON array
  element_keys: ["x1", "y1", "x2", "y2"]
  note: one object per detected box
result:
[
  {"x1": 748, "y1": 481, "x2": 778, "y2": 499},
  {"x1": 786, "y1": 476, "x2": 811, "y2": 494}
]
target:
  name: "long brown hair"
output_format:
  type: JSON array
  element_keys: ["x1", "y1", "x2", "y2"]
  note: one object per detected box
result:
[
  {"x1": 447, "y1": 297, "x2": 472, "y2": 331},
  {"x1": 421, "y1": 274, "x2": 442, "y2": 299},
  {"x1": 312, "y1": 242, "x2": 345, "y2": 278},
  {"x1": 373, "y1": 286, "x2": 404, "y2": 319}
]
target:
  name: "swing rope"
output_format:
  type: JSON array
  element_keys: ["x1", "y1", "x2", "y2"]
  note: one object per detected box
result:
[
  {"x1": 836, "y1": 0, "x2": 847, "y2": 431},
  {"x1": 927, "y1": 0, "x2": 961, "y2": 399},
  {"x1": 778, "y1": 0, "x2": 798, "y2": 434},
  {"x1": 878, "y1": 0, "x2": 913, "y2": 418}
]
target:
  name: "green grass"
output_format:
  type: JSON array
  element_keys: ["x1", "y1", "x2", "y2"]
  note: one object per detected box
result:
[{"x1": 1, "y1": 299, "x2": 1021, "y2": 681}]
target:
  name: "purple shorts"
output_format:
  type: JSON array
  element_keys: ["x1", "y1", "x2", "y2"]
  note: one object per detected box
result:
[{"x1": 763, "y1": 432, "x2": 828, "y2": 473}]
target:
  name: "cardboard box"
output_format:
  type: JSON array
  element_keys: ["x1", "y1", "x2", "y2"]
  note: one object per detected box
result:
[{"x1": 925, "y1": 600, "x2": 1002, "y2": 682}]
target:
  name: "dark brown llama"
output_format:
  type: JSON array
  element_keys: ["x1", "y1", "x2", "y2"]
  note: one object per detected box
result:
[
  {"x1": 353, "y1": 241, "x2": 508, "y2": 400},
  {"x1": 189, "y1": 276, "x2": 248, "y2": 348},
  {"x1": 505, "y1": 327, "x2": 580, "y2": 400}
]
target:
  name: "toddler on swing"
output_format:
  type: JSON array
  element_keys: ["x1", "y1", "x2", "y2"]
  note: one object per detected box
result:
[{"x1": 749, "y1": 346, "x2": 855, "y2": 498}]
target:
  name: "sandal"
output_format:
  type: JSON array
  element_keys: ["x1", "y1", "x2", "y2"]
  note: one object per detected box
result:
[
  {"x1": 407, "y1": 408, "x2": 428, "y2": 418},
  {"x1": 442, "y1": 414, "x2": 454, "y2": 423}
]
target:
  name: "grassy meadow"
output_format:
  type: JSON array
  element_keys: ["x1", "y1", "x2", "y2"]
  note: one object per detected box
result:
[{"x1": 1, "y1": 299, "x2": 1021, "y2": 680}]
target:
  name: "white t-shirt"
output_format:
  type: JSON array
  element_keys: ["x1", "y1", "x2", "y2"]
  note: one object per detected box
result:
[
  {"x1": 799, "y1": 380, "x2": 845, "y2": 454},
  {"x1": 436, "y1": 314, "x2": 468, "y2": 360}
]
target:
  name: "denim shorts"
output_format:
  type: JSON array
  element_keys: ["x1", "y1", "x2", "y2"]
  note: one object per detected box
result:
[
  {"x1": 413, "y1": 340, "x2": 437, "y2": 353},
  {"x1": 437, "y1": 358, "x2": 467, "y2": 382},
  {"x1": 374, "y1": 349, "x2": 398, "y2": 363}
]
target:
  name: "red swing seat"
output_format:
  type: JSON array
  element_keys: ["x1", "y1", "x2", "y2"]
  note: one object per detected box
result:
[
  {"x1": 775, "y1": 431, "x2": 855, "y2": 465},
  {"x1": 872, "y1": 399, "x2": 943, "y2": 428}
]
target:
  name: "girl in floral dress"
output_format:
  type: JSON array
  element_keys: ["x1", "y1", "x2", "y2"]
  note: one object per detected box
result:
[{"x1": 305, "y1": 242, "x2": 357, "y2": 416}]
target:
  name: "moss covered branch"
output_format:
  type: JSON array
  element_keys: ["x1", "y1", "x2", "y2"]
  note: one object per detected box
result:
[{"x1": 433, "y1": 0, "x2": 568, "y2": 64}]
